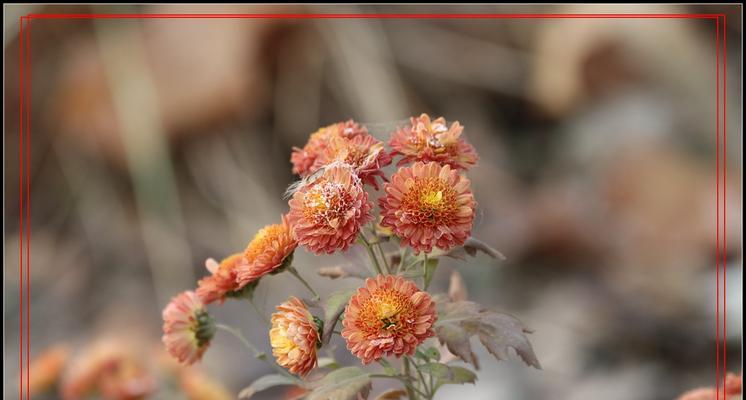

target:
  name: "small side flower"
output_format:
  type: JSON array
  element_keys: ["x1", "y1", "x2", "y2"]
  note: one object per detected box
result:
[
  {"x1": 235, "y1": 214, "x2": 297, "y2": 288},
  {"x1": 162, "y1": 291, "x2": 215, "y2": 365},
  {"x1": 389, "y1": 113, "x2": 478, "y2": 170}
]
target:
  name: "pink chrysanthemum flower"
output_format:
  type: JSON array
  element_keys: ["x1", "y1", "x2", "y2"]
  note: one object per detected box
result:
[
  {"x1": 389, "y1": 113, "x2": 478, "y2": 170},
  {"x1": 287, "y1": 162, "x2": 373, "y2": 254},
  {"x1": 379, "y1": 161, "x2": 476, "y2": 254},
  {"x1": 269, "y1": 297, "x2": 320, "y2": 376},
  {"x1": 290, "y1": 120, "x2": 369, "y2": 176},
  {"x1": 196, "y1": 253, "x2": 245, "y2": 304},
  {"x1": 342, "y1": 275, "x2": 437, "y2": 364},
  {"x1": 162, "y1": 291, "x2": 215, "y2": 366},
  {"x1": 235, "y1": 215, "x2": 297, "y2": 288},
  {"x1": 315, "y1": 134, "x2": 393, "y2": 190}
]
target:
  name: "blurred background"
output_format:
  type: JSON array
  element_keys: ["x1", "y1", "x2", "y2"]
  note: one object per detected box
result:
[{"x1": 4, "y1": 4, "x2": 742, "y2": 400}]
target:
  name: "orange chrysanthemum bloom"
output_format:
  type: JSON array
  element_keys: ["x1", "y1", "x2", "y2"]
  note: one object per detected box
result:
[
  {"x1": 379, "y1": 161, "x2": 476, "y2": 254},
  {"x1": 313, "y1": 134, "x2": 393, "y2": 190},
  {"x1": 287, "y1": 162, "x2": 373, "y2": 254},
  {"x1": 162, "y1": 291, "x2": 215, "y2": 366},
  {"x1": 389, "y1": 113, "x2": 478, "y2": 170},
  {"x1": 676, "y1": 373, "x2": 741, "y2": 400},
  {"x1": 291, "y1": 120, "x2": 369, "y2": 176},
  {"x1": 235, "y1": 215, "x2": 297, "y2": 288},
  {"x1": 26, "y1": 345, "x2": 69, "y2": 396},
  {"x1": 269, "y1": 297, "x2": 320, "y2": 376},
  {"x1": 342, "y1": 275, "x2": 437, "y2": 364},
  {"x1": 196, "y1": 253, "x2": 246, "y2": 304},
  {"x1": 180, "y1": 369, "x2": 233, "y2": 400},
  {"x1": 61, "y1": 340, "x2": 155, "y2": 400}
]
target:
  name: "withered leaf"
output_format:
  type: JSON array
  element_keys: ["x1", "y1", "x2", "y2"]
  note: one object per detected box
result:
[
  {"x1": 317, "y1": 264, "x2": 369, "y2": 280},
  {"x1": 307, "y1": 367, "x2": 371, "y2": 400},
  {"x1": 434, "y1": 299, "x2": 541, "y2": 370}
]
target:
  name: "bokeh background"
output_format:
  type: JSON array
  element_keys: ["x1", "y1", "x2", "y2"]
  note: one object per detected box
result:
[{"x1": 4, "y1": 4, "x2": 742, "y2": 400}]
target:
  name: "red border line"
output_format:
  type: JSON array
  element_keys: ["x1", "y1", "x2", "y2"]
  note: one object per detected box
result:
[
  {"x1": 723, "y1": 11, "x2": 728, "y2": 397},
  {"x1": 18, "y1": 15, "x2": 25, "y2": 400},
  {"x1": 25, "y1": 15, "x2": 32, "y2": 400},
  {"x1": 715, "y1": 17, "x2": 720, "y2": 400},
  {"x1": 27, "y1": 13, "x2": 722, "y2": 19},
  {"x1": 16, "y1": 12, "x2": 729, "y2": 400}
]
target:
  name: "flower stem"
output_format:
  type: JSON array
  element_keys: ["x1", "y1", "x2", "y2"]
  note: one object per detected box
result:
[
  {"x1": 247, "y1": 298, "x2": 269, "y2": 326},
  {"x1": 423, "y1": 253, "x2": 430, "y2": 290},
  {"x1": 376, "y1": 242, "x2": 392, "y2": 273},
  {"x1": 358, "y1": 236, "x2": 384, "y2": 275},
  {"x1": 215, "y1": 323, "x2": 296, "y2": 379},
  {"x1": 287, "y1": 266, "x2": 320, "y2": 301},
  {"x1": 403, "y1": 356, "x2": 419, "y2": 400}
]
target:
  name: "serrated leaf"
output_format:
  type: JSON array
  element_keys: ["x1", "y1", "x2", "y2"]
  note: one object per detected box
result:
[
  {"x1": 415, "y1": 347, "x2": 440, "y2": 362},
  {"x1": 442, "y1": 366, "x2": 477, "y2": 386},
  {"x1": 307, "y1": 367, "x2": 371, "y2": 400},
  {"x1": 434, "y1": 300, "x2": 540, "y2": 369},
  {"x1": 322, "y1": 290, "x2": 355, "y2": 345},
  {"x1": 374, "y1": 389, "x2": 407, "y2": 400},
  {"x1": 238, "y1": 374, "x2": 299, "y2": 399}
]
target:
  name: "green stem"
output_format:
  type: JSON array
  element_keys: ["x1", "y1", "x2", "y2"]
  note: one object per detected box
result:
[
  {"x1": 358, "y1": 236, "x2": 383, "y2": 275},
  {"x1": 376, "y1": 242, "x2": 392, "y2": 274},
  {"x1": 288, "y1": 266, "x2": 320, "y2": 301},
  {"x1": 408, "y1": 355, "x2": 431, "y2": 399},
  {"x1": 403, "y1": 356, "x2": 419, "y2": 400},
  {"x1": 215, "y1": 324, "x2": 296, "y2": 379},
  {"x1": 396, "y1": 246, "x2": 409, "y2": 274},
  {"x1": 247, "y1": 298, "x2": 269, "y2": 326}
]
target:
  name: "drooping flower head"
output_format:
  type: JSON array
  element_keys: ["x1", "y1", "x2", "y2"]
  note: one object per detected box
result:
[
  {"x1": 235, "y1": 215, "x2": 297, "y2": 288},
  {"x1": 342, "y1": 275, "x2": 437, "y2": 364},
  {"x1": 162, "y1": 291, "x2": 215, "y2": 366},
  {"x1": 389, "y1": 114, "x2": 478, "y2": 170},
  {"x1": 379, "y1": 162, "x2": 476, "y2": 254},
  {"x1": 287, "y1": 162, "x2": 373, "y2": 254},
  {"x1": 316, "y1": 134, "x2": 393, "y2": 190},
  {"x1": 291, "y1": 120, "x2": 369, "y2": 176},
  {"x1": 196, "y1": 253, "x2": 246, "y2": 304},
  {"x1": 269, "y1": 297, "x2": 320, "y2": 376}
]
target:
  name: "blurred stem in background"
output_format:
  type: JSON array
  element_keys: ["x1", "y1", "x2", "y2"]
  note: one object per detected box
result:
[{"x1": 93, "y1": 8, "x2": 194, "y2": 307}]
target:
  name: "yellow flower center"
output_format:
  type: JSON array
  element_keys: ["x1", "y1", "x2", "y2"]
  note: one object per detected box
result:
[
  {"x1": 420, "y1": 190, "x2": 443, "y2": 207},
  {"x1": 270, "y1": 326, "x2": 297, "y2": 356}
]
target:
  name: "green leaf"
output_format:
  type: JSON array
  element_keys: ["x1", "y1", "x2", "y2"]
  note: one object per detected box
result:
[
  {"x1": 415, "y1": 347, "x2": 440, "y2": 362},
  {"x1": 322, "y1": 290, "x2": 355, "y2": 345},
  {"x1": 423, "y1": 257, "x2": 439, "y2": 289},
  {"x1": 418, "y1": 363, "x2": 477, "y2": 391},
  {"x1": 434, "y1": 299, "x2": 541, "y2": 370},
  {"x1": 377, "y1": 358, "x2": 397, "y2": 376},
  {"x1": 317, "y1": 357, "x2": 340, "y2": 369},
  {"x1": 238, "y1": 374, "x2": 299, "y2": 399},
  {"x1": 307, "y1": 367, "x2": 371, "y2": 400}
]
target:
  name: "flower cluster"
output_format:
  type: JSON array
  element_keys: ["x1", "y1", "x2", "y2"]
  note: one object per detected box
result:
[{"x1": 161, "y1": 114, "x2": 525, "y2": 400}]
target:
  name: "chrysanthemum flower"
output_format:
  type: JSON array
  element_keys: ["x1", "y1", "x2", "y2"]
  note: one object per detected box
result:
[
  {"x1": 389, "y1": 113, "x2": 478, "y2": 170},
  {"x1": 235, "y1": 215, "x2": 297, "y2": 288},
  {"x1": 315, "y1": 134, "x2": 393, "y2": 190},
  {"x1": 342, "y1": 275, "x2": 437, "y2": 364},
  {"x1": 26, "y1": 345, "x2": 69, "y2": 396},
  {"x1": 379, "y1": 161, "x2": 476, "y2": 254},
  {"x1": 180, "y1": 369, "x2": 233, "y2": 400},
  {"x1": 287, "y1": 162, "x2": 373, "y2": 254},
  {"x1": 162, "y1": 291, "x2": 215, "y2": 366},
  {"x1": 291, "y1": 120, "x2": 369, "y2": 176},
  {"x1": 61, "y1": 339, "x2": 154, "y2": 400},
  {"x1": 196, "y1": 253, "x2": 246, "y2": 304},
  {"x1": 269, "y1": 297, "x2": 320, "y2": 376}
]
